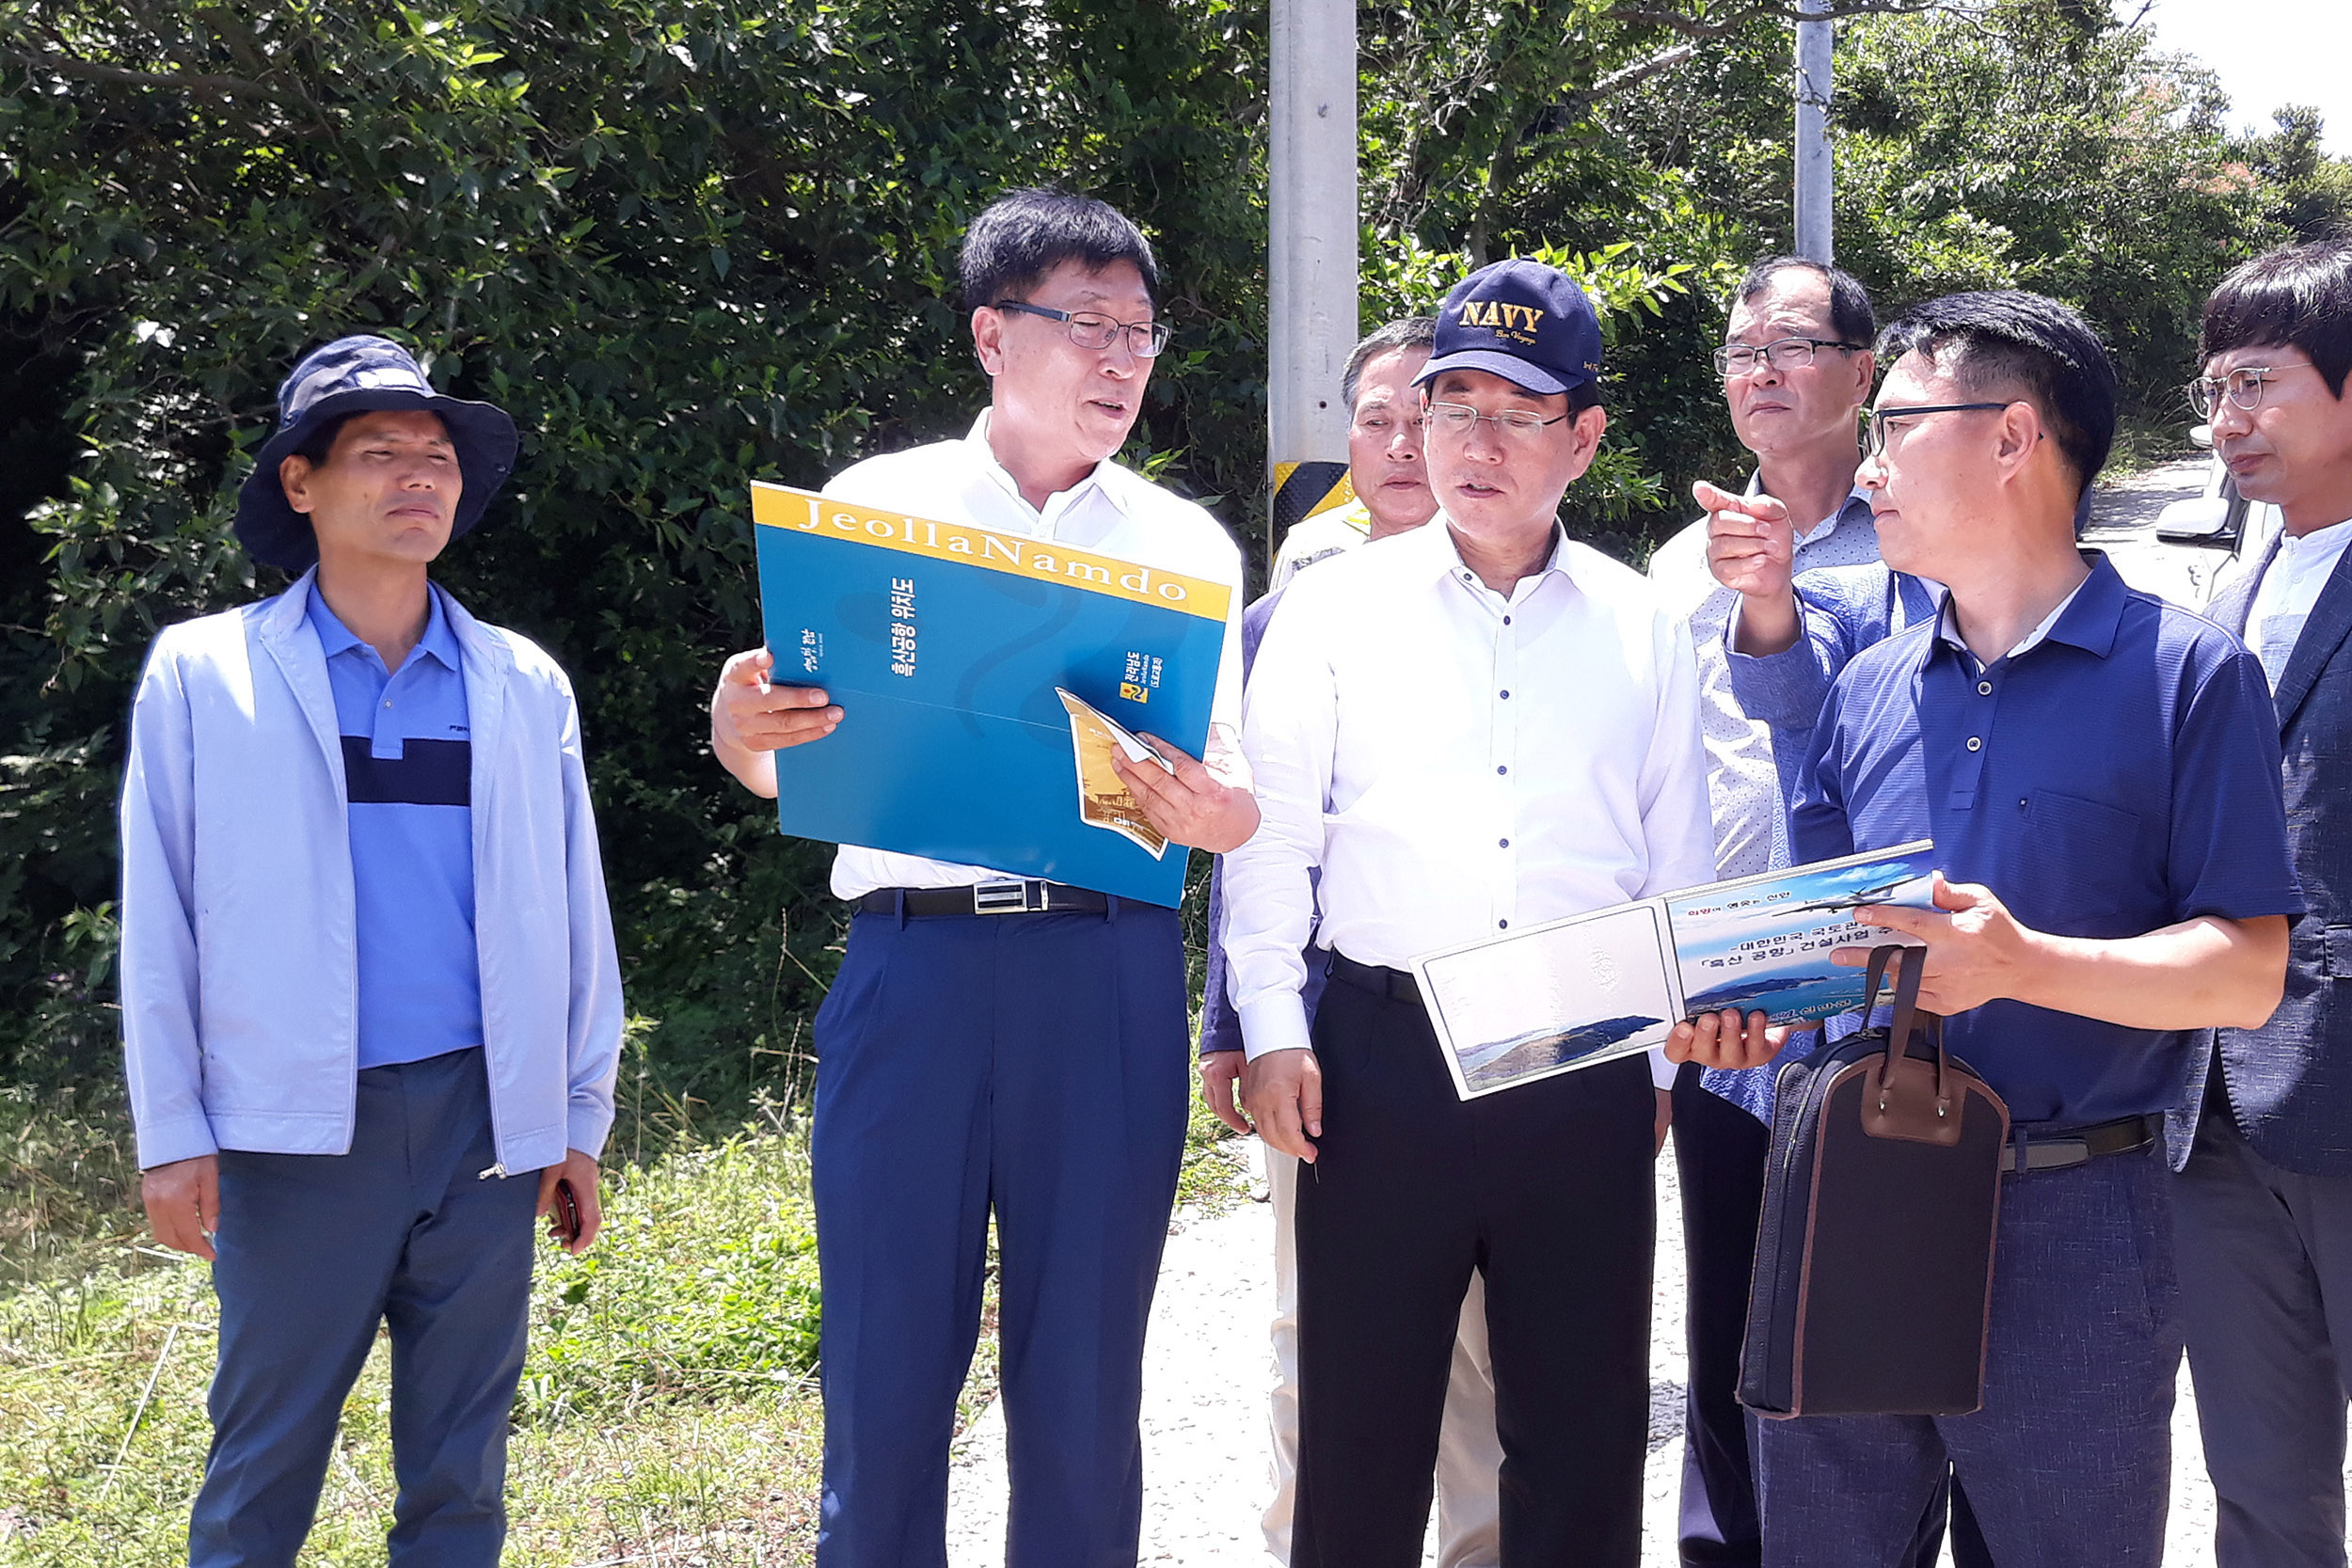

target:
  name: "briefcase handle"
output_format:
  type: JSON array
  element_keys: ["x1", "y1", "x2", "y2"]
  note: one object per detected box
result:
[{"x1": 1863, "y1": 942, "x2": 1950, "y2": 1117}]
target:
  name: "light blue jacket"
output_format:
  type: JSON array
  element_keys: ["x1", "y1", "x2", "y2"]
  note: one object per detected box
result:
[{"x1": 119, "y1": 571, "x2": 623, "y2": 1172}]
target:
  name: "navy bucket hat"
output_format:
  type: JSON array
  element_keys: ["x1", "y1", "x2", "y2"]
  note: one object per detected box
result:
[
  {"x1": 1414, "y1": 258, "x2": 1605, "y2": 398},
  {"x1": 234, "y1": 335, "x2": 519, "y2": 572}
]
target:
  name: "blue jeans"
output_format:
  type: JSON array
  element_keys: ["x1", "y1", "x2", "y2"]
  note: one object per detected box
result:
[
  {"x1": 1756, "y1": 1143, "x2": 2179, "y2": 1568},
  {"x1": 810, "y1": 902, "x2": 1189, "y2": 1568},
  {"x1": 189, "y1": 1047, "x2": 539, "y2": 1568}
]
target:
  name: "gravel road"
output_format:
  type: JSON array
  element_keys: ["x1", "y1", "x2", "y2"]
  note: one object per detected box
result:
[{"x1": 945, "y1": 1136, "x2": 2279, "y2": 1568}]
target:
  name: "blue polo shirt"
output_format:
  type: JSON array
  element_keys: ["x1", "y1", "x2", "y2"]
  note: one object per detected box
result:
[
  {"x1": 307, "y1": 583, "x2": 483, "y2": 1069},
  {"x1": 1791, "y1": 554, "x2": 2300, "y2": 1129}
]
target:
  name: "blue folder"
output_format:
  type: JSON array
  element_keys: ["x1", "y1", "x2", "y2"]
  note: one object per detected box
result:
[{"x1": 752, "y1": 483, "x2": 1231, "y2": 906}]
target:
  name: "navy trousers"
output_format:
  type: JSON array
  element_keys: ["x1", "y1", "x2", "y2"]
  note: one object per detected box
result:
[
  {"x1": 1755, "y1": 1144, "x2": 2180, "y2": 1568},
  {"x1": 811, "y1": 901, "x2": 1189, "y2": 1568},
  {"x1": 2174, "y1": 1095, "x2": 2352, "y2": 1567},
  {"x1": 189, "y1": 1047, "x2": 539, "y2": 1568}
]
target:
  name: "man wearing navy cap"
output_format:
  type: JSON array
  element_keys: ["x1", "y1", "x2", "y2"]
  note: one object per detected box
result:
[
  {"x1": 120, "y1": 335, "x2": 624, "y2": 1566},
  {"x1": 1223, "y1": 258, "x2": 1768, "y2": 1566}
]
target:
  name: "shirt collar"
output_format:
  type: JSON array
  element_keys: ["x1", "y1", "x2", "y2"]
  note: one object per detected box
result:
[
  {"x1": 963, "y1": 409, "x2": 1129, "y2": 527},
  {"x1": 1412, "y1": 511, "x2": 1572, "y2": 597},
  {"x1": 305, "y1": 580, "x2": 462, "y2": 672},
  {"x1": 1933, "y1": 551, "x2": 2127, "y2": 667},
  {"x1": 1744, "y1": 470, "x2": 1873, "y2": 547}
]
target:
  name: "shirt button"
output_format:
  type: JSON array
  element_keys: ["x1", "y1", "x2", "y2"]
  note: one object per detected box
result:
[
  {"x1": 1966, "y1": 736, "x2": 1982, "y2": 752},
  {"x1": 1978, "y1": 681, "x2": 1993, "y2": 696},
  {"x1": 383, "y1": 700, "x2": 393, "y2": 709},
  {"x1": 1498, "y1": 919, "x2": 1509, "y2": 929},
  {"x1": 1502, "y1": 615, "x2": 1512, "y2": 626},
  {"x1": 1499, "y1": 837, "x2": 1510, "y2": 848},
  {"x1": 1500, "y1": 689, "x2": 1511, "y2": 700},
  {"x1": 1497, "y1": 765, "x2": 1509, "y2": 775}
]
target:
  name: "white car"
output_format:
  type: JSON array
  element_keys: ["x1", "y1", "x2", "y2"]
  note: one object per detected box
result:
[{"x1": 2105, "y1": 426, "x2": 2280, "y2": 614}]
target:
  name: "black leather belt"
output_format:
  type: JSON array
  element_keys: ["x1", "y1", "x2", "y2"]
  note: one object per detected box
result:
[
  {"x1": 856, "y1": 880, "x2": 1107, "y2": 918},
  {"x1": 1327, "y1": 950, "x2": 1422, "y2": 1005},
  {"x1": 1999, "y1": 1114, "x2": 2158, "y2": 1174}
]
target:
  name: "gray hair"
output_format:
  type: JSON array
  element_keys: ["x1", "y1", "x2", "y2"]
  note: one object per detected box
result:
[{"x1": 1342, "y1": 316, "x2": 1439, "y2": 411}]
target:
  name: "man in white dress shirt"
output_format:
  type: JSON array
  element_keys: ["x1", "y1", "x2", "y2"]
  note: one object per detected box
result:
[
  {"x1": 1223, "y1": 257, "x2": 1768, "y2": 1568},
  {"x1": 709, "y1": 188, "x2": 1255, "y2": 1568}
]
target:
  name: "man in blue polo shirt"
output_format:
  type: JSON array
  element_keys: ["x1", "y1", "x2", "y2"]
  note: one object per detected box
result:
[
  {"x1": 1689, "y1": 291, "x2": 2299, "y2": 1566},
  {"x1": 122, "y1": 335, "x2": 624, "y2": 1566}
]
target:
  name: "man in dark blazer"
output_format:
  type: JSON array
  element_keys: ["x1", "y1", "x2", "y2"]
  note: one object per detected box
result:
[{"x1": 2170, "y1": 239, "x2": 2352, "y2": 1568}]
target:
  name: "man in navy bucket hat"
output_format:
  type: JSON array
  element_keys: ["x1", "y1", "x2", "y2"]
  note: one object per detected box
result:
[
  {"x1": 121, "y1": 334, "x2": 623, "y2": 1565},
  {"x1": 1227, "y1": 257, "x2": 1758, "y2": 1565}
]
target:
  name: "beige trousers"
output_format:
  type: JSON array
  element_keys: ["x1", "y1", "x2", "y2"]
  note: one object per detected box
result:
[{"x1": 1261, "y1": 1147, "x2": 1503, "y2": 1567}]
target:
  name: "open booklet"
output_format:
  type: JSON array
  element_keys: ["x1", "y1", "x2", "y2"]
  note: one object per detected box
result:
[
  {"x1": 1055, "y1": 688, "x2": 1174, "y2": 860},
  {"x1": 1410, "y1": 841, "x2": 1937, "y2": 1100}
]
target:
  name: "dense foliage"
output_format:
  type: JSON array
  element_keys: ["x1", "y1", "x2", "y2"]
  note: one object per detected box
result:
[{"x1": 1, "y1": 0, "x2": 2345, "y2": 1108}]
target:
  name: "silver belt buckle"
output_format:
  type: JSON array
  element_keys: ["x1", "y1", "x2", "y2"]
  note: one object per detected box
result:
[{"x1": 972, "y1": 879, "x2": 1039, "y2": 914}]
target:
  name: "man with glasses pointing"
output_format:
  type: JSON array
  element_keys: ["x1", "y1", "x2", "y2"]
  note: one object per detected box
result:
[{"x1": 1645, "y1": 257, "x2": 1890, "y2": 1568}]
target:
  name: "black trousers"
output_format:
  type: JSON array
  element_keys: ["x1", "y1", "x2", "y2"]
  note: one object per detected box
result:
[
  {"x1": 1293, "y1": 960, "x2": 1656, "y2": 1568},
  {"x1": 1671, "y1": 1062, "x2": 1772, "y2": 1566}
]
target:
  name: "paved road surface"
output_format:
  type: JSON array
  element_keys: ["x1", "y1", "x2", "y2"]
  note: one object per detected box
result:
[{"x1": 946, "y1": 1142, "x2": 2236, "y2": 1567}]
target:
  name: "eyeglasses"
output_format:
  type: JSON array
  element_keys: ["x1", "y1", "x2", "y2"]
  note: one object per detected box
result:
[
  {"x1": 1713, "y1": 337, "x2": 1867, "y2": 378},
  {"x1": 992, "y1": 300, "x2": 1171, "y2": 358},
  {"x1": 1422, "y1": 401, "x2": 1571, "y2": 440},
  {"x1": 2184, "y1": 363, "x2": 2309, "y2": 420},
  {"x1": 1864, "y1": 402, "x2": 2016, "y2": 458}
]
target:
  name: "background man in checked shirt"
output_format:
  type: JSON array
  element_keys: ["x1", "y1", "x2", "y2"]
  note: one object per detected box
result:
[{"x1": 1647, "y1": 258, "x2": 1971, "y2": 1568}]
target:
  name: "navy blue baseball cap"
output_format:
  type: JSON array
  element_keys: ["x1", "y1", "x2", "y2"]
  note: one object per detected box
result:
[
  {"x1": 234, "y1": 335, "x2": 519, "y2": 572},
  {"x1": 1414, "y1": 258, "x2": 1605, "y2": 398}
]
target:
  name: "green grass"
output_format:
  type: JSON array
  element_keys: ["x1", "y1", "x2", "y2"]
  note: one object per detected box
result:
[
  {"x1": 0, "y1": 1046, "x2": 1247, "y2": 1564},
  {"x1": 0, "y1": 1120, "x2": 832, "y2": 1566}
]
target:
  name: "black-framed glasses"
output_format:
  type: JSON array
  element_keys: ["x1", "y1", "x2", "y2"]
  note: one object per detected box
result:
[
  {"x1": 2185, "y1": 363, "x2": 2309, "y2": 420},
  {"x1": 1864, "y1": 402, "x2": 2016, "y2": 458},
  {"x1": 1423, "y1": 401, "x2": 1571, "y2": 440},
  {"x1": 991, "y1": 300, "x2": 1171, "y2": 358},
  {"x1": 1713, "y1": 337, "x2": 1868, "y2": 378}
]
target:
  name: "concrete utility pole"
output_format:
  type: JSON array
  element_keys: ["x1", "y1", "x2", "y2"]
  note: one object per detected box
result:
[
  {"x1": 1794, "y1": 0, "x2": 1834, "y2": 261},
  {"x1": 1266, "y1": 0, "x2": 1359, "y2": 566}
]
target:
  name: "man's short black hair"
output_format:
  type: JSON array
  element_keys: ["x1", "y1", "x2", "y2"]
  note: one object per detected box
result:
[
  {"x1": 290, "y1": 411, "x2": 357, "y2": 469},
  {"x1": 1342, "y1": 316, "x2": 1438, "y2": 411},
  {"x1": 959, "y1": 187, "x2": 1162, "y2": 313},
  {"x1": 1735, "y1": 256, "x2": 1877, "y2": 350},
  {"x1": 1876, "y1": 290, "x2": 2117, "y2": 501},
  {"x1": 2201, "y1": 241, "x2": 2352, "y2": 400}
]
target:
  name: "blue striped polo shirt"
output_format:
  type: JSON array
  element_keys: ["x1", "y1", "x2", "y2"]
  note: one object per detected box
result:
[{"x1": 307, "y1": 582, "x2": 483, "y2": 1069}]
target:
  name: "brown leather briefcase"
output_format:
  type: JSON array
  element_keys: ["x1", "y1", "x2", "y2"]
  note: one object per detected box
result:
[{"x1": 1738, "y1": 943, "x2": 2010, "y2": 1418}]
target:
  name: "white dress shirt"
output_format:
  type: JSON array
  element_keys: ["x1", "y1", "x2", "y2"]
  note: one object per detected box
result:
[
  {"x1": 1222, "y1": 517, "x2": 1717, "y2": 1060},
  {"x1": 2248, "y1": 517, "x2": 2352, "y2": 691},
  {"x1": 1646, "y1": 483, "x2": 1880, "y2": 878},
  {"x1": 816, "y1": 412, "x2": 1248, "y2": 899}
]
